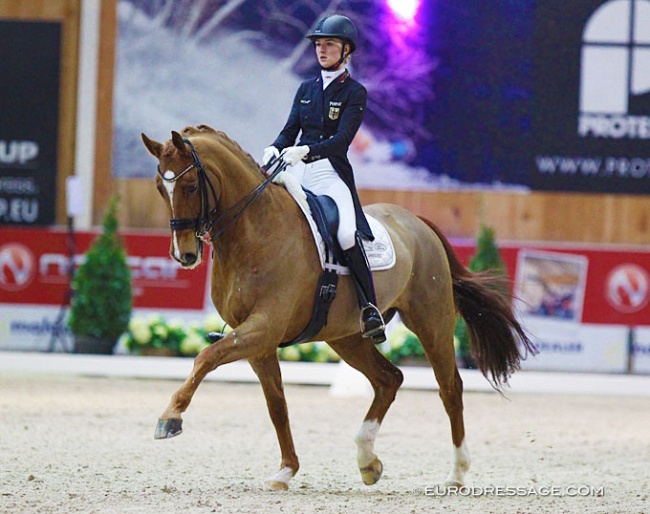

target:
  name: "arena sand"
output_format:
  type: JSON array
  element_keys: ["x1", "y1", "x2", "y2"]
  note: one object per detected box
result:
[{"x1": 1, "y1": 372, "x2": 648, "y2": 513}]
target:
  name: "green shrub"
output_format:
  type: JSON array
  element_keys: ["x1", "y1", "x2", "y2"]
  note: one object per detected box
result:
[
  {"x1": 454, "y1": 225, "x2": 507, "y2": 366},
  {"x1": 68, "y1": 196, "x2": 132, "y2": 342}
]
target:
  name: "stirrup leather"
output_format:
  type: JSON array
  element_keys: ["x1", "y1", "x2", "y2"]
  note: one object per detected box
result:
[{"x1": 359, "y1": 304, "x2": 385, "y2": 338}]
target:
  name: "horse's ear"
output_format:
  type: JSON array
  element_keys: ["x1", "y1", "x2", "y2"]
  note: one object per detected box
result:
[
  {"x1": 141, "y1": 133, "x2": 162, "y2": 158},
  {"x1": 171, "y1": 131, "x2": 190, "y2": 155}
]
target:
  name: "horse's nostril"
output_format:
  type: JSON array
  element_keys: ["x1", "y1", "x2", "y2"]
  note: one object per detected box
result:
[{"x1": 181, "y1": 253, "x2": 197, "y2": 265}]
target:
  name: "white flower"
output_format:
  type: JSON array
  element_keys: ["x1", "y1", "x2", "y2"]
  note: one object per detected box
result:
[
  {"x1": 322, "y1": 343, "x2": 341, "y2": 362},
  {"x1": 388, "y1": 323, "x2": 413, "y2": 350},
  {"x1": 203, "y1": 312, "x2": 226, "y2": 332},
  {"x1": 129, "y1": 318, "x2": 151, "y2": 345},
  {"x1": 180, "y1": 330, "x2": 207, "y2": 355},
  {"x1": 152, "y1": 324, "x2": 168, "y2": 339},
  {"x1": 167, "y1": 318, "x2": 184, "y2": 330},
  {"x1": 279, "y1": 346, "x2": 301, "y2": 361}
]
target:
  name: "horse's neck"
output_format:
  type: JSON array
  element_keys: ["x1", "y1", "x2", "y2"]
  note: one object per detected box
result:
[
  {"x1": 208, "y1": 182, "x2": 310, "y2": 320},
  {"x1": 208, "y1": 162, "x2": 302, "y2": 262}
]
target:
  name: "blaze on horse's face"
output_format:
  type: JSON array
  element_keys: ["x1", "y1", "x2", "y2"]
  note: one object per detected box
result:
[{"x1": 141, "y1": 131, "x2": 204, "y2": 269}]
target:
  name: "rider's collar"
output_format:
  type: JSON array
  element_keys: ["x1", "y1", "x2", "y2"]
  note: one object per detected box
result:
[{"x1": 321, "y1": 67, "x2": 347, "y2": 89}]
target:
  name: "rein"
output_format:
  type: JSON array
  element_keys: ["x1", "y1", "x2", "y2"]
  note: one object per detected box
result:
[{"x1": 157, "y1": 138, "x2": 288, "y2": 243}]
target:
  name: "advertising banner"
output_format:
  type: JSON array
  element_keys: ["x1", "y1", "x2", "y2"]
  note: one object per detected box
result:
[
  {"x1": 453, "y1": 241, "x2": 650, "y2": 327},
  {"x1": 0, "y1": 227, "x2": 209, "y2": 309},
  {"x1": 633, "y1": 327, "x2": 650, "y2": 373},
  {"x1": 0, "y1": 227, "x2": 210, "y2": 351},
  {"x1": 531, "y1": 0, "x2": 650, "y2": 193},
  {"x1": 452, "y1": 239, "x2": 650, "y2": 373},
  {"x1": 2, "y1": 226, "x2": 649, "y2": 372},
  {"x1": 0, "y1": 21, "x2": 61, "y2": 225}
]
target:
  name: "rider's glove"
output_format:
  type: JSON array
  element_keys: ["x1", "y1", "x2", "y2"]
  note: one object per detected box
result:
[
  {"x1": 262, "y1": 146, "x2": 280, "y2": 167},
  {"x1": 281, "y1": 145, "x2": 310, "y2": 166}
]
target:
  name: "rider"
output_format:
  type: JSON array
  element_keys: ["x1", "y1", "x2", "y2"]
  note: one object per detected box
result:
[{"x1": 262, "y1": 14, "x2": 386, "y2": 343}]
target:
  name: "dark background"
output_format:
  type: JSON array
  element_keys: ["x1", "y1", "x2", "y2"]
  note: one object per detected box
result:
[{"x1": 0, "y1": 21, "x2": 61, "y2": 225}]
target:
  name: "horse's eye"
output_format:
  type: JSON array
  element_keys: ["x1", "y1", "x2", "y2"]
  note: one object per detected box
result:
[{"x1": 186, "y1": 184, "x2": 198, "y2": 194}]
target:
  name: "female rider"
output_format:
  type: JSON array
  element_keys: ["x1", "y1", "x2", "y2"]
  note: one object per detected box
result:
[{"x1": 263, "y1": 14, "x2": 386, "y2": 343}]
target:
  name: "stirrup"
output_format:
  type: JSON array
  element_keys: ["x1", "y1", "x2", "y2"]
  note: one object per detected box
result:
[{"x1": 359, "y1": 304, "x2": 386, "y2": 342}]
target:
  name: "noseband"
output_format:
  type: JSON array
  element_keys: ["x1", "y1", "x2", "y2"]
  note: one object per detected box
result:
[{"x1": 157, "y1": 138, "x2": 288, "y2": 243}]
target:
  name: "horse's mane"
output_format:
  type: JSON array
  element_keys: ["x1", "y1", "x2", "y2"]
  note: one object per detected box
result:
[{"x1": 181, "y1": 124, "x2": 262, "y2": 172}]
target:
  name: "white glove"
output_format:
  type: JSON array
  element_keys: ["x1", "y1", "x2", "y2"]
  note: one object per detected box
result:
[
  {"x1": 262, "y1": 146, "x2": 280, "y2": 166},
  {"x1": 281, "y1": 145, "x2": 310, "y2": 166}
]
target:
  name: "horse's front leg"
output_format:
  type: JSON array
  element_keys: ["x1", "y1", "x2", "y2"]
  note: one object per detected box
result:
[
  {"x1": 154, "y1": 315, "x2": 275, "y2": 439},
  {"x1": 249, "y1": 353, "x2": 299, "y2": 491}
]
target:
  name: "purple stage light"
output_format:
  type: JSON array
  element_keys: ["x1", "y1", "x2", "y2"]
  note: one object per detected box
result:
[{"x1": 387, "y1": 0, "x2": 420, "y2": 22}]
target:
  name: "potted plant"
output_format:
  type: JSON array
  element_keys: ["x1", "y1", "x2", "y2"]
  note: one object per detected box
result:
[
  {"x1": 454, "y1": 224, "x2": 507, "y2": 368},
  {"x1": 68, "y1": 196, "x2": 132, "y2": 354}
]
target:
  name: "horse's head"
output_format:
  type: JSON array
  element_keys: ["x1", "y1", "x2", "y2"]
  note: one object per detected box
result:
[{"x1": 141, "y1": 128, "x2": 216, "y2": 269}]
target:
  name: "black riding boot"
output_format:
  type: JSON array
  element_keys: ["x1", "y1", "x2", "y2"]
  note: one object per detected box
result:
[{"x1": 343, "y1": 242, "x2": 386, "y2": 343}]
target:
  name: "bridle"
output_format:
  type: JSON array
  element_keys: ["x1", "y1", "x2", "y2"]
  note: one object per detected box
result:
[{"x1": 157, "y1": 137, "x2": 288, "y2": 243}]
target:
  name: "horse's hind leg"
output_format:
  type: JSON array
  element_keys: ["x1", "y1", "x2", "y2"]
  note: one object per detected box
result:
[
  {"x1": 249, "y1": 353, "x2": 299, "y2": 491},
  {"x1": 327, "y1": 335, "x2": 404, "y2": 486},
  {"x1": 400, "y1": 306, "x2": 471, "y2": 486}
]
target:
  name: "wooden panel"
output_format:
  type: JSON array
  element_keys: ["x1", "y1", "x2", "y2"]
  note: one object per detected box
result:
[
  {"x1": 92, "y1": 0, "x2": 118, "y2": 224},
  {"x1": 117, "y1": 178, "x2": 170, "y2": 230},
  {"x1": 119, "y1": 177, "x2": 650, "y2": 244},
  {"x1": 358, "y1": 189, "x2": 650, "y2": 244}
]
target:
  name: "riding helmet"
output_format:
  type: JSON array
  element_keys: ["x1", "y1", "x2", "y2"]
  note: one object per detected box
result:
[{"x1": 306, "y1": 14, "x2": 358, "y2": 53}]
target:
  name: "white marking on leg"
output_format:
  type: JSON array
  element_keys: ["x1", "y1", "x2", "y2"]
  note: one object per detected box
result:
[
  {"x1": 163, "y1": 171, "x2": 181, "y2": 261},
  {"x1": 355, "y1": 419, "x2": 381, "y2": 468},
  {"x1": 266, "y1": 466, "x2": 294, "y2": 485},
  {"x1": 446, "y1": 438, "x2": 471, "y2": 485}
]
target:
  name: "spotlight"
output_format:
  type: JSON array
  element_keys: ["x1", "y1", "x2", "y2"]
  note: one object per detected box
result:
[{"x1": 387, "y1": 0, "x2": 420, "y2": 21}]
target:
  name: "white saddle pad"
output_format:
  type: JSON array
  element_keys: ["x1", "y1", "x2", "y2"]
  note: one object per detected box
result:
[{"x1": 273, "y1": 171, "x2": 396, "y2": 274}]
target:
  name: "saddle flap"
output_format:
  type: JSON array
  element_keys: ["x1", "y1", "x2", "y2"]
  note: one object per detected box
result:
[{"x1": 304, "y1": 190, "x2": 345, "y2": 263}]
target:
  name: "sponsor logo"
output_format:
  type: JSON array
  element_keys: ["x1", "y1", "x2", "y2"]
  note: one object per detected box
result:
[
  {"x1": 578, "y1": 0, "x2": 650, "y2": 139},
  {"x1": 606, "y1": 263, "x2": 650, "y2": 313},
  {"x1": 0, "y1": 140, "x2": 39, "y2": 167},
  {"x1": 0, "y1": 243, "x2": 36, "y2": 292},
  {"x1": 0, "y1": 198, "x2": 39, "y2": 223}
]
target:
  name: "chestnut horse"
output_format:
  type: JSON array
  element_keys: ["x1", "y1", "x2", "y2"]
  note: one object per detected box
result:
[{"x1": 141, "y1": 124, "x2": 535, "y2": 491}]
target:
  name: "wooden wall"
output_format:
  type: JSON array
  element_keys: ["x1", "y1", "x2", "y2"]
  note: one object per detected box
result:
[
  {"x1": 93, "y1": 0, "x2": 118, "y2": 224},
  {"x1": 119, "y1": 178, "x2": 650, "y2": 245},
  {"x1": 0, "y1": 0, "x2": 117, "y2": 225}
]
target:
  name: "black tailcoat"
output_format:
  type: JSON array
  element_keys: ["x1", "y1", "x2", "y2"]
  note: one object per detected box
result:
[{"x1": 272, "y1": 71, "x2": 373, "y2": 240}]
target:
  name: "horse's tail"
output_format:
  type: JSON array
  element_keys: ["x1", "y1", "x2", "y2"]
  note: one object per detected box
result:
[{"x1": 418, "y1": 216, "x2": 538, "y2": 390}]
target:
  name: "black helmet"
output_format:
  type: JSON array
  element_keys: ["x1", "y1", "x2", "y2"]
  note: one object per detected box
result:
[{"x1": 306, "y1": 14, "x2": 358, "y2": 53}]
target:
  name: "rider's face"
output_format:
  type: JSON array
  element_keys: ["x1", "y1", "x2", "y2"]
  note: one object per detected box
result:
[{"x1": 314, "y1": 38, "x2": 347, "y2": 69}]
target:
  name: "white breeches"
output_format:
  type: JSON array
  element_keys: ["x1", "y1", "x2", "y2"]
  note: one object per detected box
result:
[{"x1": 288, "y1": 158, "x2": 357, "y2": 250}]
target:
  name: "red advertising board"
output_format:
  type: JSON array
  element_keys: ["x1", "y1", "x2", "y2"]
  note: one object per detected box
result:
[
  {"x1": 0, "y1": 227, "x2": 209, "y2": 310},
  {"x1": 452, "y1": 240, "x2": 650, "y2": 327},
  {"x1": 2, "y1": 227, "x2": 649, "y2": 326}
]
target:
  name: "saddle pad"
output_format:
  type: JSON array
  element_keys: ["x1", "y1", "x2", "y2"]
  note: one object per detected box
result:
[{"x1": 273, "y1": 171, "x2": 396, "y2": 273}]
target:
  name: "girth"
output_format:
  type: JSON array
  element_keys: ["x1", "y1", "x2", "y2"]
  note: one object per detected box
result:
[{"x1": 279, "y1": 190, "x2": 344, "y2": 347}]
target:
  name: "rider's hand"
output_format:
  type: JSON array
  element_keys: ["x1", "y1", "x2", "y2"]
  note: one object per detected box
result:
[
  {"x1": 262, "y1": 146, "x2": 280, "y2": 167},
  {"x1": 282, "y1": 145, "x2": 310, "y2": 166}
]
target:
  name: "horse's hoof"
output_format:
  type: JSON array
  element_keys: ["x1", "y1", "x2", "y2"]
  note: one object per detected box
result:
[
  {"x1": 154, "y1": 418, "x2": 183, "y2": 439},
  {"x1": 359, "y1": 457, "x2": 383, "y2": 485},
  {"x1": 439, "y1": 480, "x2": 463, "y2": 490},
  {"x1": 263, "y1": 480, "x2": 289, "y2": 491}
]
